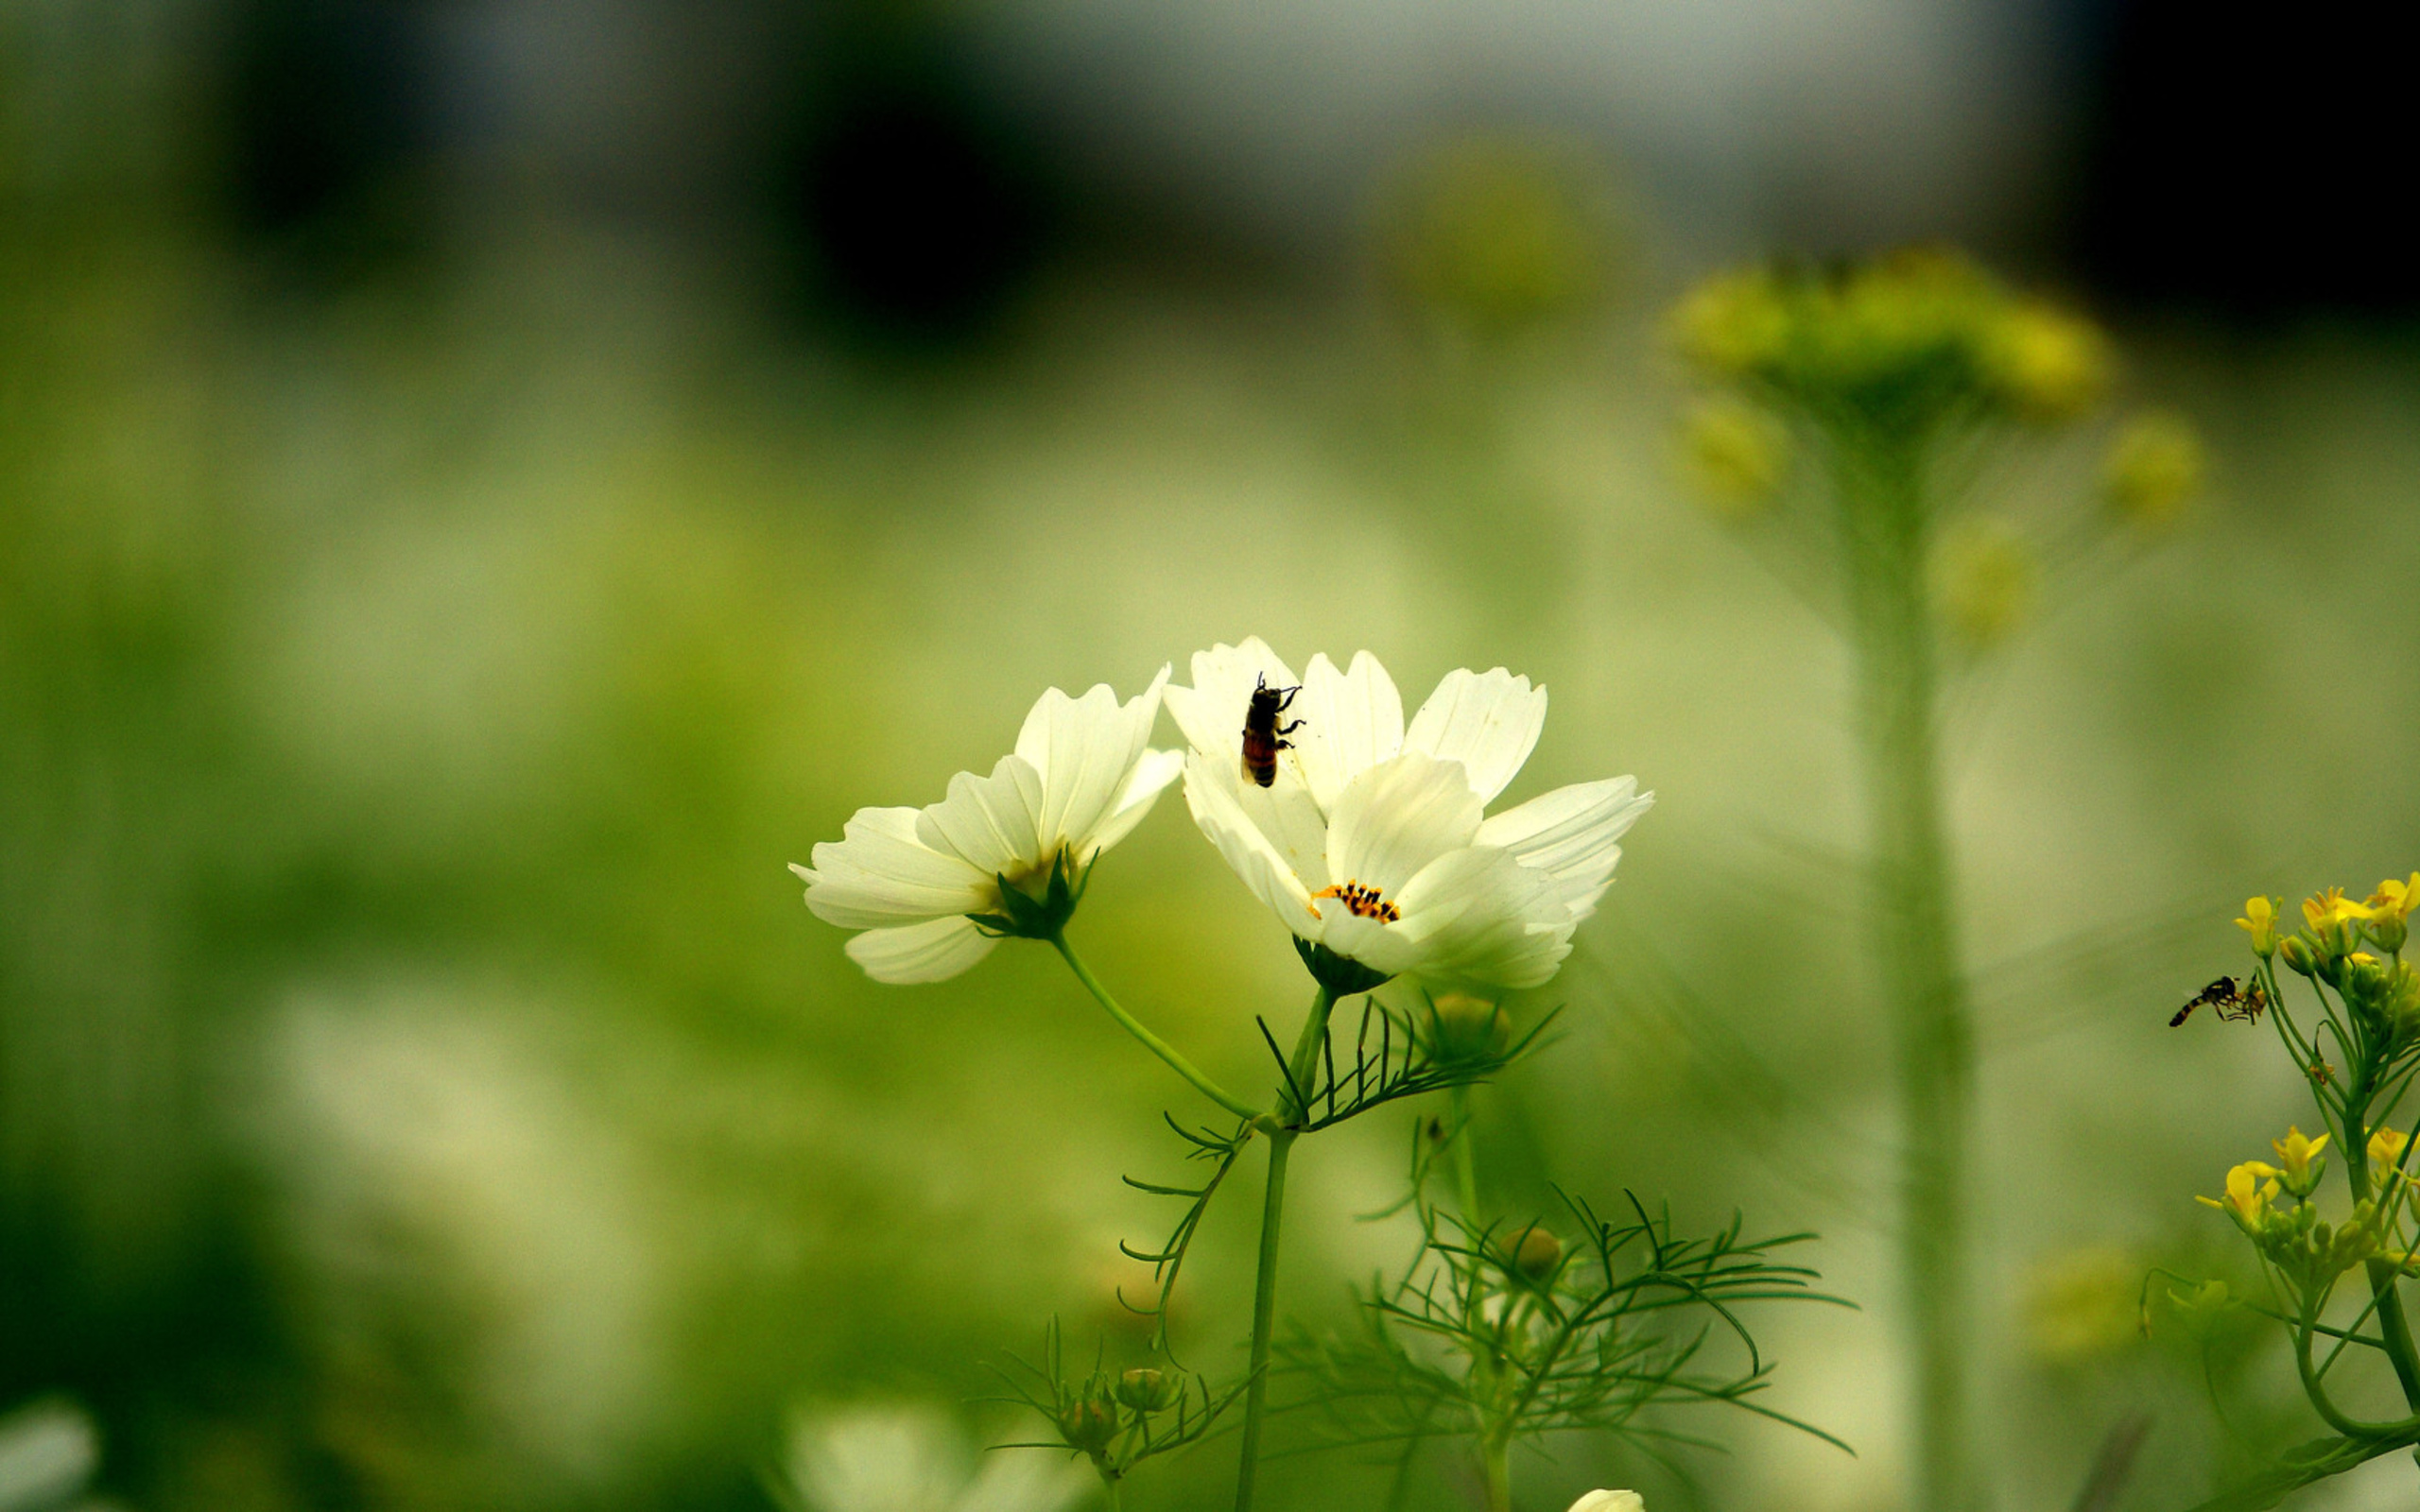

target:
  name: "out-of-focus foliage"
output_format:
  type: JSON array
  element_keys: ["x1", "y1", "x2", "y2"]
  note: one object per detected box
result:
[{"x1": 11, "y1": 6, "x2": 2420, "y2": 1512}]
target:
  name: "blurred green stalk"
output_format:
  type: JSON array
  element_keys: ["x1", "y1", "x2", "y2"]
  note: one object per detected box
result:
[{"x1": 1833, "y1": 436, "x2": 1978, "y2": 1512}]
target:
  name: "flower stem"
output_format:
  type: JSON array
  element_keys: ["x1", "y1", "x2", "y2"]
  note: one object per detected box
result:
[
  {"x1": 1835, "y1": 433, "x2": 1978, "y2": 1512},
  {"x1": 1234, "y1": 986, "x2": 1337, "y2": 1512},
  {"x1": 2342, "y1": 1098, "x2": 2420, "y2": 1417},
  {"x1": 1480, "y1": 1432, "x2": 1514, "y2": 1512},
  {"x1": 1233, "y1": 1126, "x2": 1294, "y2": 1512},
  {"x1": 1051, "y1": 933, "x2": 1262, "y2": 1122}
]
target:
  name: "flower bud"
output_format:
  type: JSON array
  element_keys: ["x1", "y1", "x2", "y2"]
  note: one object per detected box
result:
[
  {"x1": 1115, "y1": 1367, "x2": 1181, "y2": 1413},
  {"x1": 2279, "y1": 936, "x2": 2317, "y2": 977},
  {"x1": 1430, "y1": 993, "x2": 1512, "y2": 1063},
  {"x1": 1510, "y1": 1226, "x2": 1563, "y2": 1282},
  {"x1": 1057, "y1": 1386, "x2": 1117, "y2": 1454}
]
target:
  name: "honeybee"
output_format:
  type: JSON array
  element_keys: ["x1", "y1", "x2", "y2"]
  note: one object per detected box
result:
[
  {"x1": 2169, "y1": 975, "x2": 2267, "y2": 1027},
  {"x1": 1240, "y1": 673, "x2": 1304, "y2": 788}
]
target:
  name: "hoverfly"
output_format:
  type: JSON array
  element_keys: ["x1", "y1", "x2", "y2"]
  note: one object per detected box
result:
[
  {"x1": 1240, "y1": 672, "x2": 1304, "y2": 788},
  {"x1": 2170, "y1": 975, "x2": 2267, "y2": 1027}
]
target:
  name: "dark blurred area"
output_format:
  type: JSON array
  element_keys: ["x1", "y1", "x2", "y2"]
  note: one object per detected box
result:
[
  {"x1": 2069, "y1": 0, "x2": 2413, "y2": 318},
  {"x1": 8, "y1": 1, "x2": 2420, "y2": 1509}
]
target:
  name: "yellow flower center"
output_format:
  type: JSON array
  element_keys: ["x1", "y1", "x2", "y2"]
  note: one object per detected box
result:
[{"x1": 1313, "y1": 881, "x2": 1400, "y2": 923}]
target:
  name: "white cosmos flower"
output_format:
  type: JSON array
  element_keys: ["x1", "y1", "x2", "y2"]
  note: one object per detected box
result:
[
  {"x1": 792, "y1": 670, "x2": 1182, "y2": 984},
  {"x1": 1166, "y1": 640, "x2": 1651, "y2": 991}
]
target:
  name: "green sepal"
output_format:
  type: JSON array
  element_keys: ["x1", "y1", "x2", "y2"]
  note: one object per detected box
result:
[
  {"x1": 1293, "y1": 936, "x2": 1392, "y2": 998},
  {"x1": 965, "y1": 849, "x2": 1088, "y2": 941}
]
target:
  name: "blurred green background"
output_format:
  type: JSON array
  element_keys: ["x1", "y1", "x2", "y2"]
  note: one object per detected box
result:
[{"x1": 5, "y1": 2, "x2": 2417, "y2": 1509}]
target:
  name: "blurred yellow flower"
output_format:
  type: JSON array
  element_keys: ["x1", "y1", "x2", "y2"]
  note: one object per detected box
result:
[
  {"x1": 2101, "y1": 412, "x2": 2205, "y2": 526},
  {"x1": 2370, "y1": 1125, "x2": 2411, "y2": 1171},
  {"x1": 1377, "y1": 135, "x2": 1617, "y2": 336},
  {"x1": 1674, "y1": 396, "x2": 1789, "y2": 517},
  {"x1": 1983, "y1": 302, "x2": 2113, "y2": 422},
  {"x1": 1565, "y1": 1494, "x2": 1646, "y2": 1512},
  {"x1": 2238, "y1": 896, "x2": 2280, "y2": 957}
]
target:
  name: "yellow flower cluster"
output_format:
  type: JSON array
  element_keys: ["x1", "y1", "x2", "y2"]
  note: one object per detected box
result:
[
  {"x1": 1668, "y1": 249, "x2": 2113, "y2": 430},
  {"x1": 2251, "y1": 875, "x2": 2420, "y2": 981}
]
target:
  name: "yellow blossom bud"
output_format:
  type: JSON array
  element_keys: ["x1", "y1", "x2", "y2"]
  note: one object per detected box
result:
[
  {"x1": 2272, "y1": 1126, "x2": 2330, "y2": 1194},
  {"x1": 1675, "y1": 397, "x2": 1790, "y2": 517},
  {"x1": 1983, "y1": 301, "x2": 2113, "y2": 423},
  {"x1": 2237, "y1": 897, "x2": 2280, "y2": 958},
  {"x1": 2101, "y1": 412, "x2": 2204, "y2": 526},
  {"x1": 2279, "y1": 936, "x2": 2318, "y2": 977},
  {"x1": 1932, "y1": 516, "x2": 2035, "y2": 648}
]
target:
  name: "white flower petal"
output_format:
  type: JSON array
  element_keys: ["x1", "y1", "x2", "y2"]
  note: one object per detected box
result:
[
  {"x1": 914, "y1": 756, "x2": 1046, "y2": 876},
  {"x1": 1565, "y1": 1493, "x2": 1645, "y2": 1512},
  {"x1": 1013, "y1": 667, "x2": 1170, "y2": 847},
  {"x1": 1325, "y1": 751, "x2": 1484, "y2": 898},
  {"x1": 844, "y1": 916, "x2": 998, "y2": 984},
  {"x1": 1184, "y1": 751, "x2": 1318, "y2": 929},
  {"x1": 1393, "y1": 845, "x2": 1573, "y2": 989},
  {"x1": 1165, "y1": 639, "x2": 1301, "y2": 772},
  {"x1": 1405, "y1": 667, "x2": 1549, "y2": 805},
  {"x1": 1292, "y1": 650, "x2": 1404, "y2": 810},
  {"x1": 1082, "y1": 746, "x2": 1185, "y2": 857},
  {"x1": 1315, "y1": 907, "x2": 1420, "y2": 977},
  {"x1": 795, "y1": 808, "x2": 991, "y2": 929},
  {"x1": 1478, "y1": 777, "x2": 1654, "y2": 920}
]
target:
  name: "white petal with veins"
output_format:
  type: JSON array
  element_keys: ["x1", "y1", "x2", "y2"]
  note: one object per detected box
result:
[{"x1": 1405, "y1": 667, "x2": 1549, "y2": 806}]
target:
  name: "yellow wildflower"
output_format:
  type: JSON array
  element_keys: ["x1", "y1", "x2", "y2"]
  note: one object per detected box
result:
[
  {"x1": 2305, "y1": 887, "x2": 2376, "y2": 933},
  {"x1": 2370, "y1": 1125, "x2": 2411, "y2": 1172},
  {"x1": 2369, "y1": 875, "x2": 2420, "y2": 921},
  {"x1": 2237, "y1": 896, "x2": 2280, "y2": 957},
  {"x1": 2272, "y1": 1126, "x2": 2330, "y2": 1192},
  {"x1": 2197, "y1": 1161, "x2": 2282, "y2": 1233}
]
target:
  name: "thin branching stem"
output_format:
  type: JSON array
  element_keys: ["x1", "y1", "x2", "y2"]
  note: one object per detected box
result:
[{"x1": 1052, "y1": 932, "x2": 1263, "y2": 1121}]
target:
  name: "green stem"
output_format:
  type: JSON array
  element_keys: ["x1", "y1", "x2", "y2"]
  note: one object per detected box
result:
[
  {"x1": 1479, "y1": 1431, "x2": 1513, "y2": 1512},
  {"x1": 1233, "y1": 1127, "x2": 1295, "y2": 1512},
  {"x1": 2342, "y1": 1104, "x2": 2420, "y2": 1413},
  {"x1": 1052, "y1": 933, "x2": 1262, "y2": 1122},
  {"x1": 1103, "y1": 1475, "x2": 1124, "y2": 1512},
  {"x1": 1450, "y1": 1085, "x2": 1483, "y2": 1229},
  {"x1": 1234, "y1": 987, "x2": 1337, "y2": 1512},
  {"x1": 1835, "y1": 433, "x2": 1976, "y2": 1512}
]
